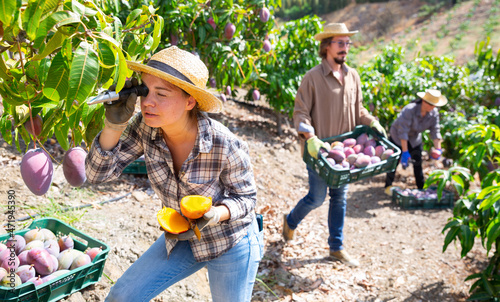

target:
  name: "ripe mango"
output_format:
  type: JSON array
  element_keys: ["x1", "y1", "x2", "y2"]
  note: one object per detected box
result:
[
  {"x1": 224, "y1": 23, "x2": 235, "y2": 39},
  {"x1": 57, "y1": 249, "x2": 75, "y2": 270},
  {"x1": 20, "y1": 148, "x2": 53, "y2": 196},
  {"x1": 1, "y1": 274, "x2": 21, "y2": 287},
  {"x1": 342, "y1": 138, "x2": 356, "y2": 148},
  {"x1": 157, "y1": 207, "x2": 190, "y2": 234},
  {"x1": 26, "y1": 275, "x2": 43, "y2": 286},
  {"x1": 58, "y1": 236, "x2": 74, "y2": 251},
  {"x1": 24, "y1": 228, "x2": 44, "y2": 243},
  {"x1": 24, "y1": 114, "x2": 43, "y2": 137},
  {"x1": 15, "y1": 264, "x2": 36, "y2": 283},
  {"x1": 63, "y1": 147, "x2": 87, "y2": 187},
  {"x1": 259, "y1": 7, "x2": 270, "y2": 22},
  {"x1": 70, "y1": 253, "x2": 91, "y2": 270},
  {"x1": 181, "y1": 195, "x2": 212, "y2": 220},
  {"x1": 6, "y1": 235, "x2": 25, "y2": 255},
  {"x1": 356, "y1": 133, "x2": 369, "y2": 146},
  {"x1": 85, "y1": 247, "x2": 102, "y2": 261},
  {"x1": 381, "y1": 149, "x2": 394, "y2": 160},
  {"x1": 28, "y1": 248, "x2": 54, "y2": 276}
]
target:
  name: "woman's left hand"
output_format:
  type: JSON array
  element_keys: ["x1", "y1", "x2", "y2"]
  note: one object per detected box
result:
[{"x1": 161, "y1": 208, "x2": 221, "y2": 241}]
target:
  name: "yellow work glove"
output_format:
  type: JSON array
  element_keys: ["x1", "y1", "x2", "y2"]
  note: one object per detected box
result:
[
  {"x1": 370, "y1": 120, "x2": 387, "y2": 138},
  {"x1": 307, "y1": 136, "x2": 324, "y2": 159}
]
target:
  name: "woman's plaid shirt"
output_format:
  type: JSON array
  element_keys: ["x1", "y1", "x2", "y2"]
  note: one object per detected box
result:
[{"x1": 85, "y1": 112, "x2": 257, "y2": 262}]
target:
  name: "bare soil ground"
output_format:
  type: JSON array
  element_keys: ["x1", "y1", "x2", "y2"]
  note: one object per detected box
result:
[{"x1": 0, "y1": 98, "x2": 488, "y2": 301}]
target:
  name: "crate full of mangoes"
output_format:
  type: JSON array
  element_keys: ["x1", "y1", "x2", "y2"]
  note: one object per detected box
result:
[{"x1": 303, "y1": 125, "x2": 401, "y2": 188}]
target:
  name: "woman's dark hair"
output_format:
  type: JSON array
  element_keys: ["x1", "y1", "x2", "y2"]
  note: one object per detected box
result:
[
  {"x1": 411, "y1": 98, "x2": 422, "y2": 104},
  {"x1": 319, "y1": 37, "x2": 334, "y2": 59}
]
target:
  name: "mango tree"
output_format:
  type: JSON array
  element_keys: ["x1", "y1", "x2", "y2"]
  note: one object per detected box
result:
[
  {"x1": 104, "y1": 0, "x2": 278, "y2": 99},
  {"x1": 252, "y1": 15, "x2": 322, "y2": 128},
  {"x1": 0, "y1": 0, "x2": 163, "y2": 153}
]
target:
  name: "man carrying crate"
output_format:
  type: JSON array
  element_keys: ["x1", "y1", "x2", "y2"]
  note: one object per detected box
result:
[{"x1": 283, "y1": 23, "x2": 386, "y2": 267}]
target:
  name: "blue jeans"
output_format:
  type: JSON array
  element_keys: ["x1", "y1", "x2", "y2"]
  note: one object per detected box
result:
[
  {"x1": 287, "y1": 166, "x2": 348, "y2": 251},
  {"x1": 105, "y1": 218, "x2": 264, "y2": 302}
]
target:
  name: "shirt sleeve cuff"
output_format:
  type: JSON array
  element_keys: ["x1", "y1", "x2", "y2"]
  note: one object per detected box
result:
[
  {"x1": 218, "y1": 198, "x2": 241, "y2": 222},
  {"x1": 298, "y1": 122, "x2": 315, "y2": 135},
  {"x1": 91, "y1": 132, "x2": 122, "y2": 159}
]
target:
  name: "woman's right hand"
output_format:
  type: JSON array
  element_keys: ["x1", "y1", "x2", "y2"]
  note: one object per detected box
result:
[{"x1": 104, "y1": 78, "x2": 140, "y2": 125}]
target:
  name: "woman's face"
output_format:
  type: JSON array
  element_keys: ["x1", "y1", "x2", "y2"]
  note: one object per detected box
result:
[
  {"x1": 421, "y1": 100, "x2": 436, "y2": 115},
  {"x1": 140, "y1": 73, "x2": 196, "y2": 129}
]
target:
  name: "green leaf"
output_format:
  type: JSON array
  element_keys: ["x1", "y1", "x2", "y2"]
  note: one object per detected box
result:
[
  {"x1": 486, "y1": 218, "x2": 500, "y2": 252},
  {"x1": 443, "y1": 225, "x2": 460, "y2": 252},
  {"x1": 459, "y1": 225, "x2": 475, "y2": 258},
  {"x1": 50, "y1": 11, "x2": 81, "y2": 29},
  {"x1": 0, "y1": 0, "x2": 21, "y2": 26},
  {"x1": 480, "y1": 189, "x2": 500, "y2": 212},
  {"x1": 0, "y1": 113, "x2": 13, "y2": 145},
  {"x1": 37, "y1": 58, "x2": 52, "y2": 85},
  {"x1": 54, "y1": 119, "x2": 70, "y2": 151},
  {"x1": 479, "y1": 186, "x2": 499, "y2": 200},
  {"x1": 198, "y1": 25, "x2": 206, "y2": 44},
  {"x1": 125, "y1": 8, "x2": 142, "y2": 27},
  {"x1": 32, "y1": 31, "x2": 65, "y2": 61},
  {"x1": 84, "y1": 105, "x2": 105, "y2": 146},
  {"x1": 112, "y1": 45, "x2": 128, "y2": 92},
  {"x1": 66, "y1": 42, "x2": 99, "y2": 113},
  {"x1": 482, "y1": 275, "x2": 494, "y2": 296},
  {"x1": 451, "y1": 174, "x2": 464, "y2": 196},
  {"x1": 26, "y1": 0, "x2": 47, "y2": 41},
  {"x1": 475, "y1": 145, "x2": 486, "y2": 170},
  {"x1": 93, "y1": 30, "x2": 120, "y2": 48},
  {"x1": 150, "y1": 15, "x2": 163, "y2": 53},
  {"x1": 30, "y1": 96, "x2": 58, "y2": 109},
  {"x1": 97, "y1": 42, "x2": 115, "y2": 84},
  {"x1": 465, "y1": 273, "x2": 483, "y2": 282},
  {"x1": 43, "y1": 52, "x2": 69, "y2": 102}
]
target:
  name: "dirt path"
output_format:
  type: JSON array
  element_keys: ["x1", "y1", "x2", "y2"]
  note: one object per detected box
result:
[{"x1": 0, "y1": 100, "x2": 486, "y2": 301}]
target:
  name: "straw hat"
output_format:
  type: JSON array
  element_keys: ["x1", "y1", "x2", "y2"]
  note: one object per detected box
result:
[
  {"x1": 127, "y1": 46, "x2": 222, "y2": 113},
  {"x1": 416, "y1": 89, "x2": 448, "y2": 107},
  {"x1": 314, "y1": 23, "x2": 358, "y2": 41}
]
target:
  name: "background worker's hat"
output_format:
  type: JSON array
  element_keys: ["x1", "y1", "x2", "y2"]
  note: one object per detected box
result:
[
  {"x1": 314, "y1": 23, "x2": 358, "y2": 41},
  {"x1": 127, "y1": 46, "x2": 223, "y2": 113},
  {"x1": 416, "y1": 89, "x2": 448, "y2": 107}
]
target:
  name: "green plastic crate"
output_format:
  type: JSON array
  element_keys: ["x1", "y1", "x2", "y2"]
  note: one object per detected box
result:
[
  {"x1": 123, "y1": 156, "x2": 147, "y2": 174},
  {"x1": 303, "y1": 125, "x2": 401, "y2": 188},
  {"x1": 0, "y1": 218, "x2": 109, "y2": 302},
  {"x1": 392, "y1": 187, "x2": 455, "y2": 209}
]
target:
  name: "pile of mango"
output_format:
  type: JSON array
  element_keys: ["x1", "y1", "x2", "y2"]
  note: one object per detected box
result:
[
  {"x1": 319, "y1": 133, "x2": 396, "y2": 170},
  {"x1": 0, "y1": 228, "x2": 101, "y2": 288}
]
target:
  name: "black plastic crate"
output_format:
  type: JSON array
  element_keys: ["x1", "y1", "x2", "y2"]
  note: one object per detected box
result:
[
  {"x1": 392, "y1": 187, "x2": 455, "y2": 209},
  {"x1": 303, "y1": 125, "x2": 401, "y2": 188}
]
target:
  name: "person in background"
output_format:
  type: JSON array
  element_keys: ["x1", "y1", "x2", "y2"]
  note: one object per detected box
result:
[
  {"x1": 85, "y1": 46, "x2": 264, "y2": 302},
  {"x1": 384, "y1": 89, "x2": 448, "y2": 195},
  {"x1": 283, "y1": 23, "x2": 386, "y2": 267}
]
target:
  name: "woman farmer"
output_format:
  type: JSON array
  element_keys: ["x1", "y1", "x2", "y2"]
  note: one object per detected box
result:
[
  {"x1": 384, "y1": 89, "x2": 448, "y2": 195},
  {"x1": 85, "y1": 46, "x2": 264, "y2": 301}
]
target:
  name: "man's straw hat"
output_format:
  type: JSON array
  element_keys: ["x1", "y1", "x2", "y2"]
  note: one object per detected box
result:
[
  {"x1": 127, "y1": 46, "x2": 222, "y2": 113},
  {"x1": 416, "y1": 89, "x2": 448, "y2": 107},
  {"x1": 314, "y1": 23, "x2": 358, "y2": 41}
]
